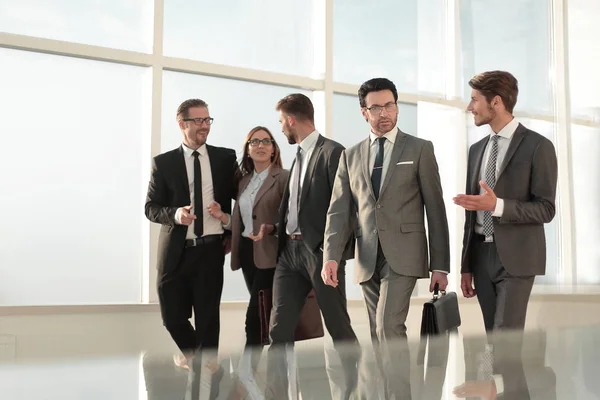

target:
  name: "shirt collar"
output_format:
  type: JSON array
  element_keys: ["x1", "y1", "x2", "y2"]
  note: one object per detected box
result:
[
  {"x1": 369, "y1": 127, "x2": 398, "y2": 144},
  {"x1": 182, "y1": 143, "x2": 207, "y2": 157},
  {"x1": 491, "y1": 118, "x2": 519, "y2": 140},
  {"x1": 298, "y1": 130, "x2": 320, "y2": 153}
]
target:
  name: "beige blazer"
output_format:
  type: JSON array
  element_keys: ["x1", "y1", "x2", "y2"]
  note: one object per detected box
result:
[{"x1": 231, "y1": 165, "x2": 289, "y2": 270}]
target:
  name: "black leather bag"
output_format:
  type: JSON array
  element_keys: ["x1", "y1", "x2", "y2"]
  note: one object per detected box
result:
[{"x1": 420, "y1": 284, "x2": 461, "y2": 336}]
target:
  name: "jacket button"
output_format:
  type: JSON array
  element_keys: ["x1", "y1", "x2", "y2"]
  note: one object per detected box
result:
[
  {"x1": 376, "y1": 204, "x2": 382, "y2": 209},
  {"x1": 252, "y1": 215, "x2": 256, "y2": 220}
]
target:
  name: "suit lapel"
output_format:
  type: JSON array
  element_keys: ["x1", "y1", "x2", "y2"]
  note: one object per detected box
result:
[
  {"x1": 253, "y1": 166, "x2": 279, "y2": 208},
  {"x1": 206, "y1": 145, "x2": 220, "y2": 202},
  {"x1": 177, "y1": 146, "x2": 191, "y2": 203},
  {"x1": 378, "y1": 129, "x2": 407, "y2": 199},
  {"x1": 497, "y1": 124, "x2": 526, "y2": 180},
  {"x1": 470, "y1": 139, "x2": 487, "y2": 194},
  {"x1": 360, "y1": 138, "x2": 374, "y2": 200},
  {"x1": 299, "y1": 135, "x2": 323, "y2": 209}
]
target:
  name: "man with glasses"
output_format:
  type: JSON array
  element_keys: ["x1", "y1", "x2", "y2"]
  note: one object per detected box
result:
[
  {"x1": 145, "y1": 98, "x2": 238, "y2": 397},
  {"x1": 322, "y1": 78, "x2": 450, "y2": 399}
]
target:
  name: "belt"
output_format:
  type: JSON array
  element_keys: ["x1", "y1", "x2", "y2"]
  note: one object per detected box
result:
[
  {"x1": 474, "y1": 234, "x2": 494, "y2": 243},
  {"x1": 288, "y1": 234, "x2": 303, "y2": 241},
  {"x1": 185, "y1": 234, "x2": 223, "y2": 248}
]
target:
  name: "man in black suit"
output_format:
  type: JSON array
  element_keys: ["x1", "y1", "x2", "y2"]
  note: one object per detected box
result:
[
  {"x1": 145, "y1": 98, "x2": 238, "y2": 378},
  {"x1": 262, "y1": 94, "x2": 360, "y2": 399}
]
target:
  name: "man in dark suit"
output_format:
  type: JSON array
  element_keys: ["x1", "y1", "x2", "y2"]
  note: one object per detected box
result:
[
  {"x1": 144, "y1": 99, "x2": 238, "y2": 380},
  {"x1": 263, "y1": 93, "x2": 360, "y2": 399},
  {"x1": 454, "y1": 70, "x2": 558, "y2": 333}
]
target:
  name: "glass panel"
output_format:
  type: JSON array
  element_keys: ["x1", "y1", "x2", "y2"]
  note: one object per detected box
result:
[
  {"x1": 460, "y1": 0, "x2": 553, "y2": 115},
  {"x1": 568, "y1": 0, "x2": 600, "y2": 121},
  {"x1": 0, "y1": 0, "x2": 153, "y2": 52},
  {"x1": 163, "y1": 0, "x2": 315, "y2": 76},
  {"x1": 333, "y1": 0, "x2": 418, "y2": 92},
  {"x1": 0, "y1": 48, "x2": 149, "y2": 305},
  {"x1": 571, "y1": 124, "x2": 600, "y2": 284}
]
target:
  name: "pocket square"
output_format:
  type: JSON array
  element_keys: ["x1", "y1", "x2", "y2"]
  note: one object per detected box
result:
[{"x1": 396, "y1": 161, "x2": 414, "y2": 165}]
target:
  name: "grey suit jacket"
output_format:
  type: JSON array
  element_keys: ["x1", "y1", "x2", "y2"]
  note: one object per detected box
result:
[
  {"x1": 460, "y1": 123, "x2": 558, "y2": 276},
  {"x1": 324, "y1": 129, "x2": 450, "y2": 283}
]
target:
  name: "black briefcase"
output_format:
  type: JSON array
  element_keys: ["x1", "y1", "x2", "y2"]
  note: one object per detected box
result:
[{"x1": 420, "y1": 284, "x2": 461, "y2": 335}]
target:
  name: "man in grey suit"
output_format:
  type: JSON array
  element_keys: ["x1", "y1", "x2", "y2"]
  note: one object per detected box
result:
[
  {"x1": 264, "y1": 93, "x2": 360, "y2": 400},
  {"x1": 454, "y1": 70, "x2": 558, "y2": 333},
  {"x1": 323, "y1": 78, "x2": 450, "y2": 399}
]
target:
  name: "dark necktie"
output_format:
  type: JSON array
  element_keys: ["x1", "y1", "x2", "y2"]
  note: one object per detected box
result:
[
  {"x1": 192, "y1": 150, "x2": 203, "y2": 238},
  {"x1": 482, "y1": 135, "x2": 499, "y2": 238},
  {"x1": 287, "y1": 147, "x2": 302, "y2": 233},
  {"x1": 371, "y1": 137, "x2": 386, "y2": 199}
]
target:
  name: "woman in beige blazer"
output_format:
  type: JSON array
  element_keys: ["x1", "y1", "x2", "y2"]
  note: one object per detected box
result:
[{"x1": 208, "y1": 126, "x2": 288, "y2": 391}]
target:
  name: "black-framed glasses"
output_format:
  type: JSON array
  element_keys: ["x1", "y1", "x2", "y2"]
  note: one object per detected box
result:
[
  {"x1": 182, "y1": 117, "x2": 214, "y2": 125},
  {"x1": 248, "y1": 138, "x2": 274, "y2": 147},
  {"x1": 365, "y1": 102, "x2": 398, "y2": 115}
]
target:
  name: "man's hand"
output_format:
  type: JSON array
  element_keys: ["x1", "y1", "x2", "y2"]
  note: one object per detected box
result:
[
  {"x1": 321, "y1": 260, "x2": 339, "y2": 287},
  {"x1": 453, "y1": 180, "x2": 497, "y2": 211},
  {"x1": 178, "y1": 205, "x2": 196, "y2": 226},
  {"x1": 248, "y1": 224, "x2": 274, "y2": 242},
  {"x1": 223, "y1": 236, "x2": 232, "y2": 255},
  {"x1": 461, "y1": 273, "x2": 477, "y2": 298},
  {"x1": 207, "y1": 201, "x2": 223, "y2": 220},
  {"x1": 454, "y1": 380, "x2": 497, "y2": 399},
  {"x1": 430, "y1": 271, "x2": 448, "y2": 292}
]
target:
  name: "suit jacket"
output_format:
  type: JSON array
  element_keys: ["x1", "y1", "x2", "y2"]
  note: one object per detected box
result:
[
  {"x1": 145, "y1": 144, "x2": 238, "y2": 285},
  {"x1": 277, "y1": 134, "x2": 354, "y2": 259},
  {"x1": 460, "y1": 123, "x2": 558, "y2": 276},
  {"x1": 231, "y1": 165, "x2": 289, "y2": 270},
  {"x1": 324, "y1": 129, "x2": 450, "y2": 283}
]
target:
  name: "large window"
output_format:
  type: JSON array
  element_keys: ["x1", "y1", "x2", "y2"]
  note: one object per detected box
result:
[
  {"x1": 0, "y1": 0, "x2": 594, "y2": 305},
  {"x1": 0, "y1": 48, "x2": 149, "y2": 305}
]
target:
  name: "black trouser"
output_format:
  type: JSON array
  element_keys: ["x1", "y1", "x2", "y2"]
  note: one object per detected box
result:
[
  {"x1": 157, "y1": 237, "x2": 225, "y2": 354},
  {"x1": 239, "y1": 236, "x2": 275, "y2": 348},
  {"x1": 266, "y1": 238, "x2": 360, "y2": 400}
]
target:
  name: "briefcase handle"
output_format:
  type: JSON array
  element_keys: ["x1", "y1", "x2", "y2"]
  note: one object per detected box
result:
[{"x1": 432, "y1": 283, "x2": 446, "y2": 300}]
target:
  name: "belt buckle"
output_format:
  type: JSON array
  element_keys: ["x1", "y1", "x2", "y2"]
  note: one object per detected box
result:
[
  {"x1": 192, "y1": 238, "x2": 197, "y2": 247},
  {"x1": 484, "y1": 236, "x2": 494, "y2": 243}
]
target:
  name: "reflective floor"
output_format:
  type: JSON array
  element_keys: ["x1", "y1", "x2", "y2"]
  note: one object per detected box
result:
[{"x1": 1, "y1": 303, "x2": 600, "y2": 399}]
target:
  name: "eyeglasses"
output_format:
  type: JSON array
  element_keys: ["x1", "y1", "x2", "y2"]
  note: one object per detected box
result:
[
  {"x1": 248, "y1": 138, "x2": 274, "y2": 147},
  {"x1": 182, "y1": 117, "x2": 214, "y2": 125},
  {"x1": 365, "y1": 102, "x2": 398, "y2": 115}
]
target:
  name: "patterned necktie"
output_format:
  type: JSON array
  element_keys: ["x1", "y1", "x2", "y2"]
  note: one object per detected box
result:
[
  {"x1": 371, "y1": 137, "x2": 386, "y2": 199},
  {"x1": 287, "y1": 147, "x2": 302, "y2": 233},
  {"x1": 482, "y1": 135, "x2": 499, "y2": 238},
  {"x1": 192, "y1": 150, "x2": 203, "y2": 238}
]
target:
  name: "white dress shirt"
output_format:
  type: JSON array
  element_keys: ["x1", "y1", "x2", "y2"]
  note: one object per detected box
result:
[
  {"x1": 286, "y1": 130, "x2": 320, "y2": 235},
  {"x1": 369, "y1": 127, "x2": 398, "y2": 193},
  {"x1": 174, "y1": 143, "x2": 227, "y2": 239},
  {"x1": 474, "y1": 118, "x2": 519, "y2": 237},
  {"x1": 239, "y1": 168, "x2": 270, "y2": 237}
]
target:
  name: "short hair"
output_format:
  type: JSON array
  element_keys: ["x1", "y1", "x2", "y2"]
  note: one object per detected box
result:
[
  {"x1": 176, "y1": 99, "x2": 208, "y2": 120},
  {"x1": 358, "y1": 78, "x2": 398, "y2": 108},
  {"x1": 240, "y1": 126, "x2": 282, "y2": 175},
  {"x1": 275, "y1": 93, "x2": 314, "y2": 123},
  {"x1": 469, "y1": 71, "x2": 519, "y2": 113}
]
